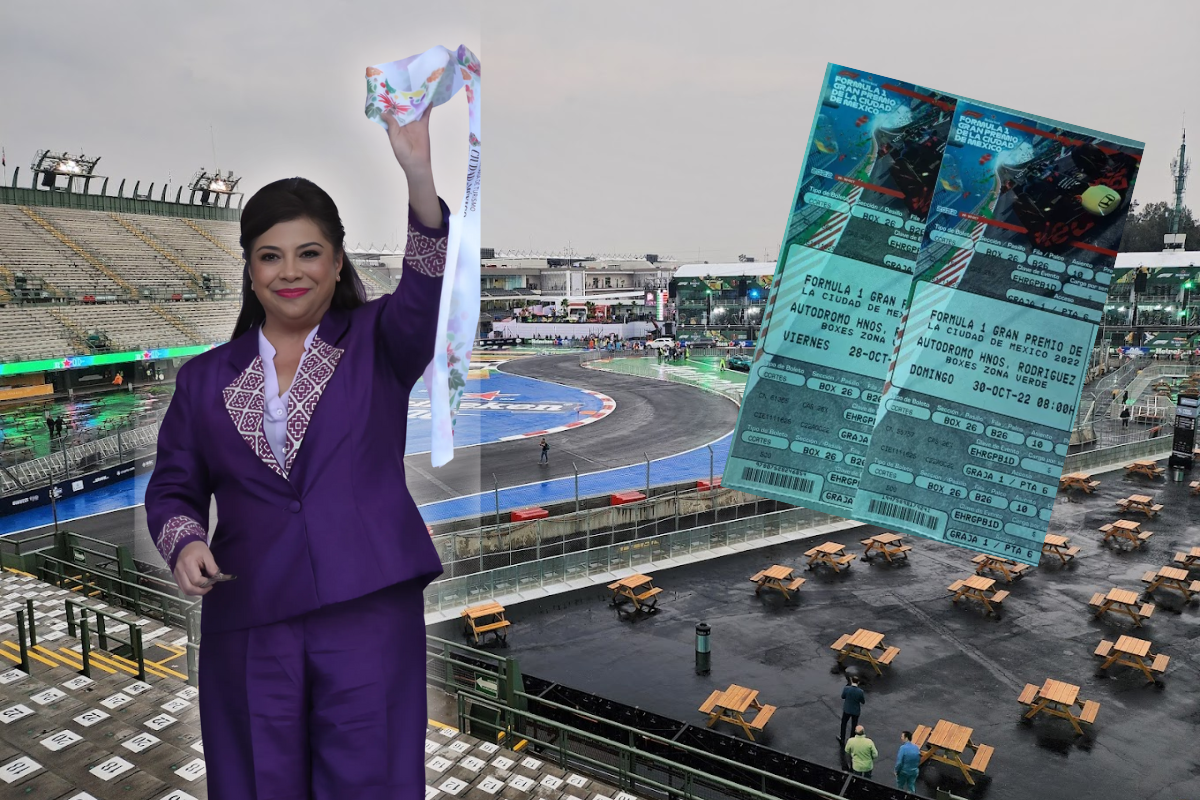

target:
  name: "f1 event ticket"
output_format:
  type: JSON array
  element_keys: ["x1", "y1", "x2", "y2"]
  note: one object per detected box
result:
[
  {"x1": 724, "y1": 64, "x2": 957, "y2": 518},
  {"x1": 850, "y1": 102, "x2": 1143, "y2": 563}
]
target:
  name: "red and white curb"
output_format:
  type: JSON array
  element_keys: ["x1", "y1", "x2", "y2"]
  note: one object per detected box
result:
[{"x1": 497, "y1": 389, "x2": 616, "y2": 441}]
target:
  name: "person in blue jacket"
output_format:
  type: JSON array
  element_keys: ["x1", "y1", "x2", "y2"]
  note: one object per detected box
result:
[
  {"x1": 896, "y1": 729, "x2": 922, "y2": 792},
  {"x1": 839, "y1": 676, "x2": 865, "y2": 742}
]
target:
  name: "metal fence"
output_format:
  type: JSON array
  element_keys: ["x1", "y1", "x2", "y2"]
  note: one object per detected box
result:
[
  {"x1": 424, "y1": 505, "x2": 842, "y2": 613},
  {"x1": 0, "y1": 416, "x2": 161, "y2": 493},
  {"x1": 433, "y1": 487, "x2": 786, "y2": 578}
]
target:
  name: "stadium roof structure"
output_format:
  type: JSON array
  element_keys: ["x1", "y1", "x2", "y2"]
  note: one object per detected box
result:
[
  {"x1": 1114, "y1": 250, "x2": 1200, "y2": 270},
  {"x1": 673, "y1": 262, "x2": 779, "y2": 278}
]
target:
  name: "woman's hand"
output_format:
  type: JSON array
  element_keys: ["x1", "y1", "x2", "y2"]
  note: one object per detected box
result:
[
  {"x1": 173, "y1": 540, "x2": 221, "y2": 597},
  {"x1": 384, "y1": 109, "x2": 442, "y2": 230}
]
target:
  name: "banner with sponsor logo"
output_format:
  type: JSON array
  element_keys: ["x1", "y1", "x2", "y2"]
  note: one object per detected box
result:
[
  {"x1": 724, "y1": 64, "x2": 957, "y2": 518},
  {"x1": 851, "y1": 102, "x2": 1143, "y2": 563}
]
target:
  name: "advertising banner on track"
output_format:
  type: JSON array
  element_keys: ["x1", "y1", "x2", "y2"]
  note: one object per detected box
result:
[
  {"x1": 723, "y1": 64, "x2": 957, "y2": 517},
  {"x1": 851, "y1": 103, "x2": 1144, "y2": 563}
]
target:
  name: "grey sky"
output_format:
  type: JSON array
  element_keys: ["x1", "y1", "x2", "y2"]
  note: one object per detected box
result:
[
  {"x1": 0, "y1": 1, "x2": 479, "y2": 250},
  {"x1": 486, "y1": 0, "x2": 1200, "y2": 262},
  {"x1": 2, "y1": 1, "x2": 1196, "y2": 263}
]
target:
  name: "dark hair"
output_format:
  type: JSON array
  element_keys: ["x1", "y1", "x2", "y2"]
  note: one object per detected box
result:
[
  {"x1": 902, "y1": 730, "x2": 912, "y2": 741},
  {"x1": 232, "y1": 177, "x2": 367, "y2": 339}
]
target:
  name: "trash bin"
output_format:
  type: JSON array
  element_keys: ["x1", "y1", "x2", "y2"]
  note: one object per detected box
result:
[{"x1": 1172, "y1": 467, "x2": 1185, "y2": 483}]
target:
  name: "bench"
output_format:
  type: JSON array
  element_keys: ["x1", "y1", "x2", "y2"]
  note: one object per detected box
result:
[
  {"x1": 1088, "y1": 592, "x2": 1106, "y2": 608},
  {"x1": 893, "y1": 545, "x2": 913, "y2": 555},
  {"x1": 1150, "y1": 504, "x2": 1164, "y2": 515},
  {"x1": 1137, "y1": 531, "x2": 1155, "y2": 542},
  {"x1": 1139, "y1": 603, "x2": 1155, "y2": 619},
  {"x1": 912, "y1": 725, "x2": 932, "y2": 748},
  {"x1": 699, "y1": 690, "x2": 722, "y2": 715},
  {"x1": 1017, "y1": 683, "x2": 1039, "y2": 705},
  {"x1": 831, "y1": 634, "x2": 852, "y2": 651},
  {"x1": 1010, "y1": 563, "x2": 1030, "y2": 575},
  {"x1": 1086, "y1": 481, "x2": 1101, "y2": 490},
  {"x1": 1063, "y1": 546, "x2": 1081, "y2": 558},
  {"x1": 748, "y1": 704, "x2": 777, "y2": 730},
  {"x1": 1099, "y1": 524, "x2": 1114, "y2": 534},
  {"x1": 878, "y1": 646, "x2": 900, "y2": 666},
  {"x1": 835, "y1": 554, "x2": 856, "y2": 567},
  {"x1": 860, "y1": 538, "x2": 876, "y2": 547},
  {"x1": 786, "y1": 578, "x2": 806, "y2": 591},
  {"x1": 1115, "y1": 499, "x2": 1131, "y2": 510},
  {"x1": 1142, "y1": 570, "x2": 1159, "y2": 584},
  {"x1": 990, "y1": 590, "x2": 1010, "y2": 604},
  {"x1": 1190, "y1": 580, "x2": 1200, "y2": 594},
  {"x1": 1151, "y1": 654, "x2": 1170, "y2": 673},
  {"x1": 968, "y1": 744, "x2": 994, "y2": 773},
  {"x1": 948, "y1": 580, "x2": 965, "y2": 593},
  {"x1": 1094, "y1": 640, "x2": 1114, "y2": 658},
  {"x1": 474, "y1": 619, "x2": 511, "y2": 634},
  {"x1": 1079, "y1": 700, "x2": 1100, "y2": 724},
  {"x1": 635, "y1": 587, "x2": 663, "y2": 602},
  {"x1": 1172, "y1": 552, "x2": 1192, "y2": 566},
  {"x1": 749, "y1": 571, "x2": 766, "y2": 583}
]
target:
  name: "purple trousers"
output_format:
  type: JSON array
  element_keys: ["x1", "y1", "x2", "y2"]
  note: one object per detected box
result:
[{"x1": 199, "y1": 580, "x2": 427, "y2": 799}]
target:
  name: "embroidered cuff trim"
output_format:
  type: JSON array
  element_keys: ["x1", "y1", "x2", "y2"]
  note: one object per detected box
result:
[
  {"x1": 404, "y1": 219, "x2": 449, "y2": 277},
  {"x1": 158, "y1": 515, "x2": 207, "y2": 569}
]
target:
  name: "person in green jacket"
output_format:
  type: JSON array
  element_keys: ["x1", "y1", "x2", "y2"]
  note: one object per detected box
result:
[{"x1": 844, "y1": 725, "x2": 878, "y2": 779}]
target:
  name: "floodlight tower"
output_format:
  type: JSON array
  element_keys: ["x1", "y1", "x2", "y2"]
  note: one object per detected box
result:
[
  {"x1": 188, "y1": 168, "x2": 243, "y2": 207},
  {"x1": 31, "y1": 150, "x2": 102, "y2": 193}
]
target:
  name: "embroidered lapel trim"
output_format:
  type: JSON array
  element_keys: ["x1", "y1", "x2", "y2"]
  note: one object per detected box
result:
[
  {"x1": 222, "y1": 355, "x2": 287, "y2": 480},
  {"x1": 282, "y1": 334, "x2": 344, "y2": 475}
]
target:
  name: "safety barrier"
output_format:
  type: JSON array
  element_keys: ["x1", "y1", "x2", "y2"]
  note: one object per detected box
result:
[{"x1": 424, "y1": 504, "x2": 843, "y2": 613}]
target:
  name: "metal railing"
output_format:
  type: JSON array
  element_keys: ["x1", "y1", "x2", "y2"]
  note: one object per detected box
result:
[
  {"x1": 458, "y1": 691, "x2": 843, "y2": 800},
  {"x1": 64, "y1": 597, "x2": 148, "y2": 681},
  {"x1": 1, "y1": 414, "x2": 162, "y2": 493},
  {"x1": 433, "y1": 487, "x2": 786, "y2": 578},
  {"x1": 424, "y1": 505, "x2": 843, "y2": 613}
]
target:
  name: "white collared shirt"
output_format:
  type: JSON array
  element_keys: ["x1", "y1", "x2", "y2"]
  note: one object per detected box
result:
[{"x1": 258, "y1": 324, "x2": 320, "y2": 468}]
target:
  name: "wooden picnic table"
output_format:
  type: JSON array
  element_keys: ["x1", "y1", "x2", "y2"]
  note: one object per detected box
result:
[
  {"x1": 1089, "y1": 587, "x2": 1154, "y2": 626},
  {"x1": 607, "y1": 574, "x2": 662, "y2": 612},
  {"x1": 912, "y1": 720, "x2": 994, "y2": 786},
  {"x1": 698, "y1": 684, "x2": 776, "y2": 741},
  {"x1": 1095, "y1": 634, "x2": 1169, "y2": 684},
  {"x1": 1018, "y1": 678, "x2": 1100, "y2": 735},
  {"x1": 749, "y1": 565, "x2": 805, "y2": 599},
  {"x1": 1172, "y1": 546, "x2": 1200, "y2": 570},
  {"x1": 829, "y1": 628, "x2": 900, "y2": 675},
  {"x1": 972, "y1": 553, "x2": 1031, "y2": 582},
  {"x1": 948, "y1": 574, "x2": 1009, "y2": 614},
  {"x1": 1041, "y1": 534, "x2": 1080, "y2": 565},
  {"x1": 1116, "y1": 494, "x2": 1163, "y2": 518},
  {"x1": 805, "y1": 541, "x2": 856, "y2": 573},
  {"x1": 1099, "y1": 519, "x2": 1154, "y2": 549},
  {"x1": 1141, "y1": 565, "x2": 1200, "y2": 601},
  {"x1": 460, "y1": 601, "x2": 512, "y2": 645},
  {"x1": 860, "y1": 532, "x2": 912, "y2": 563},
  {"x1": 1059, "y1": 472, "x2": 1100, "y2": 493},
  {"x1": 1125, "y1": 459, "x2": 1165, "y2": 479},
  {"x1": 1190, "y1": 480, "x2": 1200, "y2": 496}
]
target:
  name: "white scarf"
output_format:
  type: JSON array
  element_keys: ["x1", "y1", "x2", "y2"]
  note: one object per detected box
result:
[{"x1": 365, "y1": 44, "x2": 481, "y2": 467}]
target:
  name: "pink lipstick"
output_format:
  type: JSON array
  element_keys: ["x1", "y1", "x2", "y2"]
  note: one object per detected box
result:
[{"x1": 275, "y1": 288, "x2": 310, "y2": 298}]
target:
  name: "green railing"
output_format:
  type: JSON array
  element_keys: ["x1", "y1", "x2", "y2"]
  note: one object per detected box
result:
[
  {"x1": 456, "y1": 690, "x2": 845, "y2": 800},
  {"x1": 64, "y1": 597, "x2": 148, "y2": 682},
  {"x1": 424, "y1": 505, "x2": 844, "y2": 613}
]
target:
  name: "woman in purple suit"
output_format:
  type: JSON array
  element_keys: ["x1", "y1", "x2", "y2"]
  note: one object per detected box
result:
[{"x1": 145, "y1": 108, "x2": 446, "y2": 799}]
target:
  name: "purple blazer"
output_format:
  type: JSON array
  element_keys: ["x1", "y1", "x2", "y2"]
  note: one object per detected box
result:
[{"x1": 146, "y1": 202, "x2": 449, "y2": 634}]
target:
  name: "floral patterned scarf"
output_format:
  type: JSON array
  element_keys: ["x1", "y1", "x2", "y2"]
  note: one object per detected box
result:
[{"x1": 365, "y1": 45, "x2": 481, "y2": 467}]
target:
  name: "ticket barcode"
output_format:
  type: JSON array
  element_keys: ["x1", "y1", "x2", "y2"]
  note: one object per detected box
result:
[
  {"x1": 867, "y1": 498, "x2": 937, "y2": 530},
  {"x1": 740, "y1": 466, "x2": 814, "y2": 494}
]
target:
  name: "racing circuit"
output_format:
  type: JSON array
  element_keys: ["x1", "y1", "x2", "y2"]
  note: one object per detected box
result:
[{"x1": 0, "y1": 352, "x2": 742, "y2": 546}]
